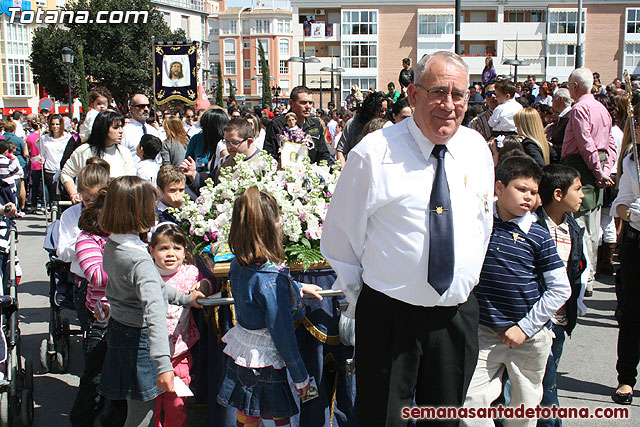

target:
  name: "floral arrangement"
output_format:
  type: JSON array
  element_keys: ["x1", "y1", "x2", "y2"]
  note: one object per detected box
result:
[{"x1": 172, "y1": 151, "x2": 341, "y2": 270}]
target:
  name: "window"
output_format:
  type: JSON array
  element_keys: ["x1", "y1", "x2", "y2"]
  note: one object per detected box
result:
[
  {"x1": 243, "y1": 60, "x2": 251, "y2": 69},
  {"x1": 469, "y1": 12, "x2": 487, "y2": 23},
  {"x1": 628, "y1": 9, "x2": 640, "y2": 34},
  {"x1": 5, "y1": 23, "x2": 30, "y2": 57},
  {"x1": 279, "y1": 79, "x2": 290, "y2": 97},
  {"x1": 222, "y1": 20, "x2": 237, "y2": 34},
  {"x1": 243, "y1": 40, "x2": 250, "y2": 49},
  {"x1": 4, "y1": 59, "x2": 32, "y2": 96},
  {"x1": 548, "y1": 44, "x2": 575, "y2": 67},
  {"x1": 163, "y1": 12, "x2": 171, "y2": 27},
  {"x1": 342, "y1": 10, "x2": 378, "y2": 35},
  {"x1": 342, "y1": 77, "x2": 376, "y2": 100},
  {"x1": 300, "y1": 46, "x2": 315, "y2": 56},
  {"x1": 256, "y1": 19, "x2": 272, "y2": 33},
  {"x1": 342, "y1": 41, "x2": 377, "y2": 68},
  {"x1": 181, "y1": 16, "x2": 190, "y2": 37},
  {"x1": 244, "y1": 80, "x2": 252, "y2": 91},
  {"x1": 549, "y1": 11, "x2": 585, "y2": 34},
  {"x1": 418, "y1": 14, "x2": 454, "y2": 35},
  {"x1": 625, "y1": 44, "x2": 640, "y2": 69},
  {"x1": 507, "y1": 12, "x2": 525, "y2": 22},
  {"x1": 223, "y1": 39, "x2": 236, "y2": 56},
  {"x1": 224, "y1": 60, "x2": 236, "y2": 75},
  {"x1": 531, "y1": 11, "x2": 545, "y2": 22},
  {"x1": 279, "y1": 39, "x2": 290, "y2": 57},
  {"x1": 279, "y1": 60, "x2": 289, "y2": 74},
  {"x1": 277, "y1": 20, "x2": 291, "y2": 34}
]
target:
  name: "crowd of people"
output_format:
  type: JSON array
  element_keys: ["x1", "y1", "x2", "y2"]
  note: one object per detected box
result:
[{"x1": 0, "y1": 51, "x2": 639, "y2": 427}]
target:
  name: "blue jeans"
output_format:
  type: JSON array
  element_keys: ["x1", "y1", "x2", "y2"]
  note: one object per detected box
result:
[
  {"x1": 537, "y1": 323, "x2": 567, "y2": 427},
  {"x1": 30, "y1": 169, "x2": 43, "y2": 208}
]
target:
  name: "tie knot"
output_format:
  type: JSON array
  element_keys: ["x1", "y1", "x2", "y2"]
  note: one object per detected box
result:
[{"x1": 431, "y1": 144, "x2": 447, "y2": 159}]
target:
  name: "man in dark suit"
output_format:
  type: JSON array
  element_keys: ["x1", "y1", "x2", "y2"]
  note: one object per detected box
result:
[
  {"x1": 551, "y1": 88, "x2": 573, "y2": 154},
  {"x1": 264, "y1": 86, "x2": 334, "y2": 164}
]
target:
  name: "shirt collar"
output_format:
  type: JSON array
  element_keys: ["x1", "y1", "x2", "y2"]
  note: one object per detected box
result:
[
  {"x1": 577, "y1": 93, "x2": 594, "y2": 104},
  {"x1": 558, "y1": 106, "x2": 572, "y2": 118},
  {"x1": 406, "y1": 115, "x2": 461, "y2": 162},
  {"x1": 539, "y1": 207, "x2": 570, "y2": 234},
  {"x1": 493, "y1": 201, "x2": 537, "y2": 234},
  {"x1": 109, "y1": 233, "x2": 148, "y2": 253},
  {"x1": 157, "y1": 200, "x2": 169, "y2": 212}
]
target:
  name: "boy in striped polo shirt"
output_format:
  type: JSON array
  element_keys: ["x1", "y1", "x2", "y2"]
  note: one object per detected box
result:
[{"x1": 463, "y1": 155, "x2": 571, "y2": 426}]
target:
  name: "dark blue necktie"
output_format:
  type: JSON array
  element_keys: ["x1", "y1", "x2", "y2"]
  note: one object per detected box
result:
[
  {"x1": 142, "y1": 124, "x2": 147, "y2": 135},
  {"x1": 428, "y1": 144, "x2": 454, "y2": 295}
]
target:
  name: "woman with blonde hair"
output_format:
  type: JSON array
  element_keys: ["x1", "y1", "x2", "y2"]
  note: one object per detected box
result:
[
  {"x1": 161, "y1": 115, "x2": 190, "y2": 166},
  {"x1": 514, "y1": 107, "x2": 552, "y2": 167}
]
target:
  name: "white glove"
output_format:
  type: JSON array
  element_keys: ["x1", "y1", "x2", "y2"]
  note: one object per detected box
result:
[
  {"x1": 629, "y1": 200, "x2": 640, "y2": 230},
  {"x1": 339, "y1": 309, "x2": 356, "y2": 347}
]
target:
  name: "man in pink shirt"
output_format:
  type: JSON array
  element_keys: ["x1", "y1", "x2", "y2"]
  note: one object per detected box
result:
[{"x1": 561, "y1": 67, "x2": 617, "y2": 296}]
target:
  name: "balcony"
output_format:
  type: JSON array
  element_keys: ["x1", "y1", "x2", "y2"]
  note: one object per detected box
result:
[
  {"x1": 294, "y1": 22, "x2": 341, "y2": 42},
  {"x1": 152, "y1": 0, "x2": 205, "y2": 13},
  {"x1": 460, "y1": 22, "x2": 546, "y2": 41}
]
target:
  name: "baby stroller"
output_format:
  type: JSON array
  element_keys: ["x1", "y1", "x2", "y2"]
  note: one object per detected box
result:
[
  {"x1": 0, "y1": 215, "x2": 35, "y2": 426},
  {"x1": 41, "y1": 217, "x2": 79, "y2": 373}
]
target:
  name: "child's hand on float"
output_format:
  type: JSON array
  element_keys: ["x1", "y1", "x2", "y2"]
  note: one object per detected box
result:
[
  {"x1": 157, "y1": 371, "x2": 175, "y2": 392},
  {"x1": 301, "y1": 284, "x2": 323, "y2": 301},
  {"x1": 296, "y1": 382, "x2": 310, "y2": 398},
  {"x1": 189, "y1": 290, "x2": 206, "y2": 308}
]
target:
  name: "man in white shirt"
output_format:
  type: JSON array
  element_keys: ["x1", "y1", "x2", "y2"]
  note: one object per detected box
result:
[
  {"x1": 11, "y1": 111, "x2": 26, "y2": 139},
  {"x1": 326, "y1": 109, "x2": 339, "y2": 142},
  {"x1": 182, "y1": 107, "x2": 200, "y2": 138},
  {"x1": 321, "y1": 51, "x2": 494, "y2": 424},
  {"x1": 121, "y1": 94, "x2": 161, "y2": 161}
]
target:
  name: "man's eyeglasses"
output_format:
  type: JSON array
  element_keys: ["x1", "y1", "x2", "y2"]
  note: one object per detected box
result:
[
  {"x1": 379, "y1": 108, "x2": 388, "y2": 113},
  {"x1": 223, "y1": 137, "x2": 249, "y2": 147},
  {"x1": 485, "y1": 91, "x2": 496, "y2": 97},
  {"x1": 185, "y1": 114, "x2": 195, "y2": 119},
  {"x1": 415, "y1": 84, "x2": 469, "y2": 105},
  {"x1": 133, "y1": 104, "x2": 150, "y2": 109}
]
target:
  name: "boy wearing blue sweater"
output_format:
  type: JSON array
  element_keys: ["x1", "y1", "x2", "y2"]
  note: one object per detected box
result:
[{"x1": 462, "y1": 155, "x2": 571, "y2": 427}]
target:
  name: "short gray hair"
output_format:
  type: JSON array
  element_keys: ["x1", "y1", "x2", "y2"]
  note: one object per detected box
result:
[
  {"x1": 415, "y1": 51, "x2": 469, "y2": 87},
  {"x1": 554, "y1": 88, "x2": 572, "y2": 105},
  {"x1": 569, "y1": 68, "x2": 593, "y2": 91}
]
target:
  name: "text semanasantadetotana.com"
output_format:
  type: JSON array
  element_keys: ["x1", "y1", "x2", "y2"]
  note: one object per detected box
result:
[{"x1": 401, "y1": 405, "x2": 629, "y2": 420}]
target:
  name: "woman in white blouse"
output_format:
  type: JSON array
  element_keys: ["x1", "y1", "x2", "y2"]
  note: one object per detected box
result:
[
  {"x1": 60, "y1": 110, "x2": 135, "y2": 204},
  {"x1": 38, "y1": 113, "x2": 71, "y2": 204}
]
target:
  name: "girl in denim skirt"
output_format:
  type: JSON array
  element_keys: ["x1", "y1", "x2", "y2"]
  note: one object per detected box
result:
[
  {"x1": 97, "y1": 176, "x2": 205, "y2": 427},
  {"x1": 217, "y1": 186, "x2": 322, "y2": 427}
]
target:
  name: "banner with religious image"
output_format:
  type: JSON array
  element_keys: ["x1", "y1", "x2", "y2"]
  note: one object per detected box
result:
[{"x1": 153, "y1": 41, "x2": 198, "y2": 105}]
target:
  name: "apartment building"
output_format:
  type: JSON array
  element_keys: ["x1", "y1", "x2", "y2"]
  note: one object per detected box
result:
[
  {"x1": 290, "y1": 0, "x2": 639, "y2": 107},
  {"x1": 216, "y1": 4, "x2": 294, "y2": 106}
]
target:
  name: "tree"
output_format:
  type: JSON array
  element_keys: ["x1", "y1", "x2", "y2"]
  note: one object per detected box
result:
[
  {"x1": 216, "y1": 62, "x2": 224, "y2": 107},
  {"x1": 227, "y1": 78, "x2": 236, "y2": 99},
  {"x1": 258, "y1": 40, "x2": 272, "y2": 106},
  {"x1": 30, "y1": 0, "x2": 185, "y2": 110}
]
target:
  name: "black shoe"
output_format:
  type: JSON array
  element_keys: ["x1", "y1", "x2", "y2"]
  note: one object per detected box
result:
[{"x1": 612, "y1": 390, "x2": 633, "y2": 405}]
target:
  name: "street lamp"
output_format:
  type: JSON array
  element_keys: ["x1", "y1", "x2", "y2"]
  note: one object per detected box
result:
[
  {"x1": 287, "y1": 56, "x2": 320, "y2": 87},
  {"x1": 503, "y1": 59, "x2": 528, "y2": 83},
  {"x1": 61, "y1": 47, "x2": 74, "y2": 119},
  {"x1": 320, "y1": 64, "x2": 345, "y2": 106},
  {"x1": 311, "y1": 79, "x2": 329, "y2": 111}
]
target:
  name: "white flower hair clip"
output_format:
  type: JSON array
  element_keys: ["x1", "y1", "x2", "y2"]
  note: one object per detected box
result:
[{"x1": 495, "y1": 135, "x2": 505, "y2": 148}]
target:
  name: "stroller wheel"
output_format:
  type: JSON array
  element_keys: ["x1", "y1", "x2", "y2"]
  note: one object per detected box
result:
[
  {"x1": 0, "y1": 391, "x2": 11, "y2": 427},
  {"x1": 23, "y1": 357, "x2": 34, "y2": 392},
  {"x1": 39, "y1": 339, "x2": 50, "y2": 373},
  {"x1": 20, "y1": 389, "x2": 34, "y2": 426},
  {"x1": 55, "y1": 319, "x2": 71, "y2": 373}
]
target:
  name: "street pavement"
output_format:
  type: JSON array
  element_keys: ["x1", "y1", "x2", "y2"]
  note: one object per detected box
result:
[{"x1": 11, "y1": 212, "x2": 640, "y2": 426}]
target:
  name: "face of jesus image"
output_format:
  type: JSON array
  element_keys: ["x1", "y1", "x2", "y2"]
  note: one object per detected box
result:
[{"x1": 169, "y1": 62, "x2": 183, "y2": 79}]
